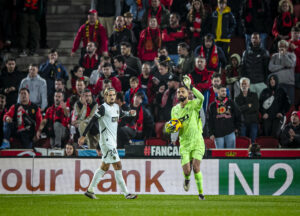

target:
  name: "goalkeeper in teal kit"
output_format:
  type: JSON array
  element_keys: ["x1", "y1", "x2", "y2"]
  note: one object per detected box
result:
[{"x1": 171, "y1": 75, "x2": 205, "y2": 200}]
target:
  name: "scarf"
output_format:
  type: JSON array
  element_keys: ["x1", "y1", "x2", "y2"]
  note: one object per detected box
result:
[
  {"x1": 194, "y1": 67, "x2": 210, "y2": 82},
  {"x1": 84, "y1": 53, "x2": 98, "y2": 69},
  {"x1": 199, "y1": 45, "x2": 218, "y2": 69},
  {"x1": 216, "y1": 97, "x2": 228, "y2": 114},
  {"x1": 114, "y1": 25, "x2": 126, "y2": 32},
  {"x1": 130, "y1": 87, "x2": 140, "y2": 104},
  {"x1": 127, "y1": 106, "x2": 143, "y2": 132},
  {"x1": 145, "y1": 27, "x2": 161, "y2": 51},
  {"x1": 85, "y1": 20, "x2": 99, "y2": 43},
  {"x1": 282, "y1": 12, "x2": 292, "y2": 27},
  {"x1": 148, "y1": 5, "x2": 162, "y2": 25}
]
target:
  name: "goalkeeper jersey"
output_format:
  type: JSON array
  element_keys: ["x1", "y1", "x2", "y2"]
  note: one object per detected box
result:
[{"x1": 171, "y1": 87, "x2": 205, "y2": 151}]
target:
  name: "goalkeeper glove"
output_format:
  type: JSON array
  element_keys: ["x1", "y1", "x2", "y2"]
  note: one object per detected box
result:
[{"x1": 182, "y1": 75, "x2": 192, "y2": 90}]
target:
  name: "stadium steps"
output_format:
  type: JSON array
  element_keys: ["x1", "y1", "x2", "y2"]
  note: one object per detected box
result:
[{"x1": 6, "y1": 0, "x2": 90, "y2": 73}]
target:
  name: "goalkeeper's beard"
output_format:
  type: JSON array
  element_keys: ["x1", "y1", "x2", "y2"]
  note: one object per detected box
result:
[{"x1": 179, "y1": 96, "x2": 187, "y2": 102}]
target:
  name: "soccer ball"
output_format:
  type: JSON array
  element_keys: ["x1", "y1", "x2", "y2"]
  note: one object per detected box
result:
[{"x1": 164, "y1": 119, "x2": 182, "y2": 134}]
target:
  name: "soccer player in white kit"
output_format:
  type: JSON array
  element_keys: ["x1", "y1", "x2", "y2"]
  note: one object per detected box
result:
[{"x1": 78, "y1": 88, "x2": 137, "y2": 199}]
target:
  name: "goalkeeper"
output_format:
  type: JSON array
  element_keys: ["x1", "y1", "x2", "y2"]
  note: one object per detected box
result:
[{"x1": 170, "y1": 75, "x2": 205, "y2": 200}]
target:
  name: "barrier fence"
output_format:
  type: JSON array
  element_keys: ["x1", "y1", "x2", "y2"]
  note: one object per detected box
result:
[{"x1": 0, "y1": 158, "x2": 299, "y2": 195}]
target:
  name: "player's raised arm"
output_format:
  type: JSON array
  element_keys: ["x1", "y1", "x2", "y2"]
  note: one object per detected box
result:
[
  {"x1": 78, "y1": 105, "x2": 105, "y2": 146},
  {"x1": 183, "y1": 75, "x2": 204, "y2": 105}
]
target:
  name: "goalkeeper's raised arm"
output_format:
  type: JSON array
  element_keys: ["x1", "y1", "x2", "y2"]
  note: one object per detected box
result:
[{"x1": 182, "y1": 75, "x2": 204, "y2": 107}]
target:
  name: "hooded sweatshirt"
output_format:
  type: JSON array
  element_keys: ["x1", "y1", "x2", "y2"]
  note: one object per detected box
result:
[
  {"x1": 18, "y1": 75, "x2": 48, "y2": 110},
  {"x1": 259, "y1": 74, "x2": 290, "y2": 119},
  {"x1": 268, "y1": 51, "x2": 296, "y2": 85}
]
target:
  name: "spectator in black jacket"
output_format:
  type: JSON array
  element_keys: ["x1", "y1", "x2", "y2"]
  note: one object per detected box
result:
[
  {"x1": 117, "y1": 91, "x2": 154, "y2": 148},
  {"x1": 259, "y1": 74, "x2": 290, "y2": 137},
  {"x1": 0, "y1": 58, "x2": 24, "y2": 108},
  {"x1": 235, "y1": 77, "x2": 259, "y2": 143},
  {"x1": 241, "y1": 32, "x2": 269, "y2": 97},
  {"x1": 280, "y1": 111, "x2": 300, "y2": 148},
  {"x1": 208, "y1": 84, "x2": 241, "y2": 148},
  {"x1": 109, "y1": 16, "x2": 137, "y2": 56},
  {"x1": 120, "y1": 42, "x2": 142, "y2": 76},
  {"x1": 209, "y1": 0, "x2": 236, "y2": 60}
]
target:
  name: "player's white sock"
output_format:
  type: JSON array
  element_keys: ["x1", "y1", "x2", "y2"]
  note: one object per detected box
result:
[
  {"x1": 88, "y1": 168, "x2": 106, "y2": 193},
  {"x1": 114, "y1": 170, "x2": 129, "y2": 195}
]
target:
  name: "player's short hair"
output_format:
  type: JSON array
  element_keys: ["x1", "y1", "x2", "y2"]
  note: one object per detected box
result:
[
  {"x1": 178, "y1": 84, "x2": 189, "y2": 91},
  {"x1": 130, "y1": 76, "x2": 139, "y2": 83},
  {"x1": 104, "y1": 87, "x2": 116, "y2": 96}
]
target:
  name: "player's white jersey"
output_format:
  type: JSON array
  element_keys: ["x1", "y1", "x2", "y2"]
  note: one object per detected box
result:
[{"x1": 95, "y1": 103, "x2": 119, "y2": 147}]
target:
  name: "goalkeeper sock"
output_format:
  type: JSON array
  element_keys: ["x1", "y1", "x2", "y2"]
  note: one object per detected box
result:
[
  {"x1": 88, "y1": 168, "x2": 106, "y2": 193},
  {"x1": 194, "y1": 171, "x2": 203, "y2": 194},
  {"x1": 184, "y1": 172, "x2": 191, "y2": 180},
  {"x1": 114, "y1": 170, "x2": 129, "y2": 195}
]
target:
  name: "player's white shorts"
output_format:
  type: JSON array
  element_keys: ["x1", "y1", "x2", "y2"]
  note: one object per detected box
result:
[{"x1": 100, "y1": 143, "x2": 120, "y2": 164}]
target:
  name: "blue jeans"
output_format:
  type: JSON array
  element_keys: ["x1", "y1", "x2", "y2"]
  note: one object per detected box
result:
[
  {"x1": 215, "y1": 132, "x2": 236, "y2": 148},
  {"x1": 240, "y1": 123, "x2": 258, "y2": 143},
  {"x1": 3, "y1": 122, "x2": 33, "y2": 149},
  {"x1": 245, "y1": 33, "x2": 268, "y2": 50},
  {"x1": 169, "y1": 54, "x2": 179, "y2": 66}
]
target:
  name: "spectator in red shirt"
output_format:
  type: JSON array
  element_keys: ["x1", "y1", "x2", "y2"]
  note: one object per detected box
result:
[
  {"x1": 1, "y1": 88, "x2": 42, "y2": 149},
  {"x1": 79, "y1": 42, "x2": 100, "y2": 77},
  {"x1": 93, "y1": 63, "x2": 122, "y2": 95},
  {"x1": 36, "y1": 91, "x2": 69, "y2": 149},
  {"x1": 189, "y1": 56, "x2": 214, "y2": 93},
  {"x1": 138, "y1": 17, "x2": 161, "y2": 62},
  {"x1": 162, "y1": 13, "x2": 185, "y2": 65},
  {"x1": 71, "y1": 9, "x2": 108, "y2": 57}
]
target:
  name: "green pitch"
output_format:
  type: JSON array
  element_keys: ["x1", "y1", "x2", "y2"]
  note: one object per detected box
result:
[{"x1": 0, "y1": 195, "x2": 299, "y2": 216}]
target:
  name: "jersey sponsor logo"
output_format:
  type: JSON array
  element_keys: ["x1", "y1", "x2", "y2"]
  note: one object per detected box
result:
[
  {"x1": 111, "y1": 117, "x2": 119, "y2": 122},
  {"x1": 179, "y1": 114, "x2": 189, "y2": 123},
  {"x1": 144, "y1": 146, "x2": 180, "y2": 157}
]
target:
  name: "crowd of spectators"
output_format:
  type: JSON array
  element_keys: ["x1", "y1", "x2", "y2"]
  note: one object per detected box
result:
[{"x1": 1, "y1": 0, "x2": 300, "y2": 151}]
